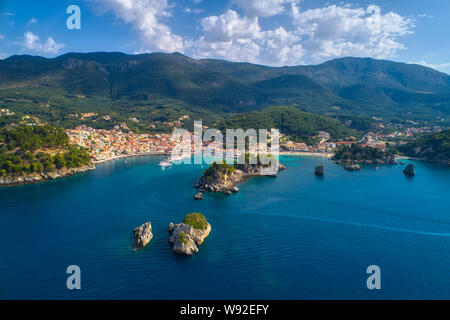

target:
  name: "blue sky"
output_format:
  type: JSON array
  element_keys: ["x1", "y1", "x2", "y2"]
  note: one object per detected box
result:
[{"x1": 1, "y1": 0, "x2": 449, "y2": 73}]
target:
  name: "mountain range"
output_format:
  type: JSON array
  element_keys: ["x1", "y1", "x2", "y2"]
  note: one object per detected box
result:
[{"x1": 1, "y1": 52, "x2": 449, "y2": 125}]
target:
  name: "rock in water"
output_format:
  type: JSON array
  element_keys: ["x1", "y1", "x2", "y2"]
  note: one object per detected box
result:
[
  {"x1": 133, "y1": 222, "x2": 153, "y2": 249},
  {"x1": 171, "y1": 231, "x2": 199, "y2": 255},
  {"x1": 403, "y1": 164, "x2": 415, "y2": 177},
  {"x1": 168, "y1": 222, "x2": 175, "y2": 232},
  {"x1": 168, "y1": 213, "x2": 211, "y2": 256},
  {"x1": 344, "y1": 164, "x2": 361, "y2": 171},
  {"x1": 194, "y1": 192, "x2": 203, "y2": 200},
  {"x1": 315, "y1": 165, "x2": 324, "y2": 176}
]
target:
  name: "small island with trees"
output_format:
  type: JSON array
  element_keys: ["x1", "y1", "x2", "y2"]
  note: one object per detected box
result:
[
  {"x1": 0, "y1": 125, "x2": 94, "y2": 186},
  {"x1": 332, "y1": 144, "x2": 397, "y2": 170},
  {"x1": 168, "y1": 213, "x2": 211, "y2": 255},
  {"x1": 194, "y1": 154, "x2": 286, "y2": 197}
]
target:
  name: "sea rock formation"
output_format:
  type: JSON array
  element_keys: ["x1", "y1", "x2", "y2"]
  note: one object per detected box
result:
[
  {"x1": 168, "y1": 222, "x2": 175, "y2": 232},
  {"x1": 194, "y1": 192, "x2": 203, "y2": 200},
  {"x1": 133, "y1": 222, "x2": 153, "y2": 249},
  {"x1": 344, "y1": 164, "x2": 361, "y2": 171},
  {"x1": 195, "y1": 161, "x2": 286, "y2": 195},
  {"x1": 0, "y1": 165, "x2": 95, "y2": 187},
  {"x1": 315, "y1": 165, "x2": 325, "y2": 176},
  {"x1": 197, "y1": 169, "x2": 244, "y2": 194},
  {"x1": 403, "y1": 164, "x2": 416, "y2": 177},
  {"x1": 168, "y1": 213, "x2": 211, "y2": 256}
]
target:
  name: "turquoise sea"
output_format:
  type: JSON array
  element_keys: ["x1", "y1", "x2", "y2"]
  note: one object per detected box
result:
[{"x1": 0, "y1": 155, "x2": 449, "y2": 299}]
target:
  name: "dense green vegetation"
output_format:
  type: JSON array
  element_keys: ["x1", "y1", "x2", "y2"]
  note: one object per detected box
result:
[
  {"x1": 1, "y1": 52, "x2": 449, "y2": 126},
  {"x1": 332, "y1": 144, "x2": 394, "y2": 163},
  {"x1": 1, "y1": 125, "x2": 68, "y2": 150},
  {"x1": 399, "y1": 130, "x2": 450, "y2": 162},
  {"x1": 0, "y1": 86, "x2": 221, "y2": 134},
  {"x1": 0, "y1": 125, "x2": 91, "y2": 177},
  {"x1": 203, "y1": 154, "x2": 273, "y2": 181},
  {"x1": 217, "y1": 106, "x2": 356, "y2": 144},
  {"x1": 183, "y1": 213, "x2": 209, "y2": 230},
  {"x1": 203, "y1": 161, "x2": 235, "y2": 181},
  {"x1": 336, "y1": 115, "x2": 373, "y2": 132},
  {"x1": 177, "y1": 232, "x2": 188, "y2": 245}
]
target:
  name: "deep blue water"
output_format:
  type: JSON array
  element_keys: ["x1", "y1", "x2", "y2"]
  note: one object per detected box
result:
[{"x1": 0, "y1": 155, "x2": 449, "y2": 300}]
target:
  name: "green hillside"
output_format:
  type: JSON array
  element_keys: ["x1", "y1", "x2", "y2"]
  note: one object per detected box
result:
[
  {"x1": 0, "y1": 125, "x2": 91, "y2": 177},
  {"x1": 399, "y1": 130, "x2": 450, "y2": 162},
  {"x1": 0, "y1": 52, "x2": 449, "y2": 126},
  {"x1": 216, "y1": 106, "x2": 356, "y2": 144}
]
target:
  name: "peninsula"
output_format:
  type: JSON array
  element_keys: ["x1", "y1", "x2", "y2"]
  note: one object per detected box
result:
[
  {"x1": 0, "y1": 125, "x2": 94, "y2": 187},
  {"x1": 332, "y1": 144, "x2": 398, "y2": 167},
  {"x1": 399, "y1": 129, "x2": 450, "y2": 165}
]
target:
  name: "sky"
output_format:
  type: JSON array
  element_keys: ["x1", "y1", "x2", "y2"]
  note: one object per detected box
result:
[{"x1": 0, "y1": 0, "x2": 449, "y2": 73}]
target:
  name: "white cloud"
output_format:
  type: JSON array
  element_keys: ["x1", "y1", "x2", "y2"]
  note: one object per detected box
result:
[
  {"x1": 201, "y1": 10, "x2": 262, "y2": 43},
  {"x1": 184, "y1": 7, "x2": 204, "y2": 14},
  {"x1": 88, "y1": 1, "x2": 414, "y2": 66},
  {"x1": 191, "y1": 4, "x2": 413, "y2": 66},
  {"x1": 194, "y1": 11, "x2": 262, "y2": 63},
  {"x1": 193, "y1": 10, "x2": 303, "y2": 66},
  {"x1": 291, "y1": 4, "x2": 413, "y2": 61},
  {"x1": 411, "y1": 60, "x2": 450, "y2": 72},
  {"x1": 28, "y1": 17, "x2": 38, "y2": 25},
  {"x1": 89, "y1": 0, "x2": 186, "y2": 53},
  {"x1": 417, "y1": 14, "x2": 434, "y2": 19},
  {"x1": 22, "y1": 32, "x2": 65, "y2": 54},
  {"x1": 232, "y1": 0, "x2": 297, "y2": 17},
  {"x1": 261, "y1": 27, "x2": 304, "y2": 66}
]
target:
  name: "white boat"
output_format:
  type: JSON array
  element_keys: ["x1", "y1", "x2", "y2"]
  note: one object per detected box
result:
[{"x1": 159, "y1": 159, "x2": 172, "y2": 168}]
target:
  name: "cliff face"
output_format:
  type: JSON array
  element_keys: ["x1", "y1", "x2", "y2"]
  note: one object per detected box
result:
[{"x1": 0, "y1": 165, "x2": 95, "y2": 187}]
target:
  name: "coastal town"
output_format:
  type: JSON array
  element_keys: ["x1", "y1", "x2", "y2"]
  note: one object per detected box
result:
[
  {"x1": 66, "y1": 125, "x2": 174, "y2": 163},
  {"x1": 64, "y1": 118, "x2": 445, "y2": 163},
  {"x1": 3, "y1": 106, "x2": 445, "y2": 163}
]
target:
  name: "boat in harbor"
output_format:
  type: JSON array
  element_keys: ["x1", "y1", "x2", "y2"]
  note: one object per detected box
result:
[{"x1": 159, "y1": 159, "x2": 172, "y2": 168}]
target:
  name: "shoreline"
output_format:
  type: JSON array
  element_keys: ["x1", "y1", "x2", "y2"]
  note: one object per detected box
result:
[
  {"x1": 2, "y1": 151, "x2": 447, "y2": 187},
  {"x1": 395, "y1": 155, "x2": 449, "y2": 165},
  {"x1": 92, "y1": 152, "x2": 168, "y2": 164},
  {"x1": 0, "y1": 164, "x2": 96, "y2": 188},
  {"x1": 93, "y1": 151, "x2": 333, "y2": 165},
  {"x1": 279, "y1": 151, "x2": 332, "y2": 158}
]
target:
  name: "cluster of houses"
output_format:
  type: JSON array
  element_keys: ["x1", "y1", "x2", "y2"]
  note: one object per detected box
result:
[
  {"x1": 66, "y1": 126, "x2": 176, "y2": 162},
  {"x1": 0, "y1": 108, "x2": 15, "y2": 116}
]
